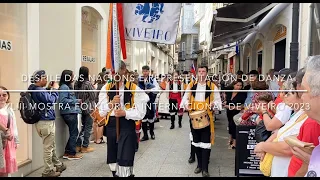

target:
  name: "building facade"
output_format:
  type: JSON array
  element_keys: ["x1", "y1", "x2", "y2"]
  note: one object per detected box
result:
[
  {"x1": 125, "y1": 41, "x2": 174, "y2": 75},
  {"x1": 177, "y1": 3, "x2": 199, "y2": 73},
  {"x1": 239, "y1": 3, "x2": 320, "y2": 74}
]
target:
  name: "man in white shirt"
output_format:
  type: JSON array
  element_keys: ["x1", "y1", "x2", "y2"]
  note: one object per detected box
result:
[
  {"x1": 180, "y1": 65, "x2": 222, "y2": 177},
  {"x1": 98, "y1": 61, "x2": 149, "y2": 177}
]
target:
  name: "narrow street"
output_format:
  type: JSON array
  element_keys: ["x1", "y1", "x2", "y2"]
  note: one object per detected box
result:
[{"x1": 27, "y1": 111, "x2": 235, "y2": 177}]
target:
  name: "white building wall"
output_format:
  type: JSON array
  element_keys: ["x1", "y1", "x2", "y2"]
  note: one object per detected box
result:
[
  {"x1": 181, "y1": 3, "x2": 199, "y2": 34},
  {"x1": 244, "y1": 4, "x2": 293, "y2": 74},
  {"x1": 193, "y1": 3, "x2": 205, "y2": 25},
  {"x1": 10, "y1": 3, "x2": 110, "y2": 177},
  {"x1": 299, "y1": 3, "x2": 312, "y2": 67},
  {"x1": 127, "y1": 41, "x2": 171, "y2": 75}
]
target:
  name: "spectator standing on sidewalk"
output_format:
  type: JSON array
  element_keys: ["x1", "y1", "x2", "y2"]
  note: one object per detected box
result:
[
  {"x1": 0, "y1": 86, "x2": 19, "y2": 177},
  {"x1": 58, "y1": 70, "x2": 83, "y2": 160},
  {"x1": 74, "y1": 66, "x2": 96, "y2": 153},
  {"x1": 93, "y1": 72, "x2": 107, "y2": 144},
  {"x1": 28, "y1": 70, "x2": 66, "y2": 177}
]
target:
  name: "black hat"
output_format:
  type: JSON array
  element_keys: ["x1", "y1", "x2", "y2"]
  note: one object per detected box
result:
[
  {"x1": 274, "y1": 68, "x2": 294, "y2": 80},
  {"x1": 249, "y1": 70, "x2": 259, "y2": 75}
]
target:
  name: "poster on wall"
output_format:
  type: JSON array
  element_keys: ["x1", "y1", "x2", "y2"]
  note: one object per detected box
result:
[
  {"x1": 0, "y1": 39, "x2": 12, "y2": 51},
  {"x1": 123, "y1": 3, "x2": 182, "y2": 44}
]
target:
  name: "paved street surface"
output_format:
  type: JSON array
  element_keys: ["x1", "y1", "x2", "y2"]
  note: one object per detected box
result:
[{"x1": 27, "y1": 111, "x2": 235, "y2": 177}]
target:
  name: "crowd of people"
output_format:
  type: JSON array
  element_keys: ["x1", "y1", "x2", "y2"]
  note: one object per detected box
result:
[
  {"x1": 219, "y1": 56, "x2": 320, "y2": 177},
  {"x1": 0, "y1": 55, "x2": 320, "y2": 177}
]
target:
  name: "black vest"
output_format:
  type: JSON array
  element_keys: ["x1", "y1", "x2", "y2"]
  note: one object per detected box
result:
[
  {"x1": 191, "y1": 81, "x2": 212, "y2": 102},
  {"x1": 169, "y1": 81, "x2": 181, "y2": 91},
  {"x1": 106, "y1": 80, "x2": 135, "y2": 131}
]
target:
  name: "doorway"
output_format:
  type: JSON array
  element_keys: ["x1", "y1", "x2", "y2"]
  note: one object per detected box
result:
[
  {"x1": 81, "y1": 6, "x2": 102, "y2": 80},
  {"x1": 274, "y1": 39, "x2": 286, "y2": 71},
  {"x1": 257, "y1": 51, "x2": 262, "y2": 74}
]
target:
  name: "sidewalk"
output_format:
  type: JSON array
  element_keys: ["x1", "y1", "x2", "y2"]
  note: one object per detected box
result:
[{"x1": 27, "y1": 111, "x2": 235, "y2": 177}]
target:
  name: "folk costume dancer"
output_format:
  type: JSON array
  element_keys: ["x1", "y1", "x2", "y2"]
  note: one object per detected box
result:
[
  {"x1": 99, "y1": 61, "x2": 149, "y2": 177},
  {"x1": 139, "y1": 65, "x2": 159, "y2": 141},
  {"x1": 181, "y1": 66, "x2": 222, "y2": 177},
  {"x1": 168, "y1": 71, "x2": 184, "y2": 129}
]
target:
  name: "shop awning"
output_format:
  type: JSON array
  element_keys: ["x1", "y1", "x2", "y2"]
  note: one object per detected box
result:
[
  {"x1": 240, "y1": 3, "x2": 291, "y2": 45},
  {"x1": 210, "y1": 3, "x2": 276, "y2": 49}
]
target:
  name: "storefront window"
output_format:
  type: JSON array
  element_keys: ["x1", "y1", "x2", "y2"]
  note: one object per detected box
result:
[
  {"x1": 309, "y1": 3, "x2": 320, "y2": 56},
  {"x1": 0, "y1": 3, "x2": 29, "y2": 165},
  {"x1": 81, "y1": 6, "x2": 101, "y2": 78}
]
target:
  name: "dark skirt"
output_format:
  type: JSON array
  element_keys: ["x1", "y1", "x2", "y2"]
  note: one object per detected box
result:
[{"x1": 105, "y1": 117, "x2": 136, "y2": 167}]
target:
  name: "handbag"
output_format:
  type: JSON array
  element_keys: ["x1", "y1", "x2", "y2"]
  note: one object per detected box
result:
[
  {"x1": 259, "y1": 113, "x2": 308, "y2": 176},
  {"x1": 255, "y1": 120, "x2": 272, "y2": 143},
  {"x1": 233, "y1": 112, "x2": 243, "y2": 126},
  {"x1": 255, "y1": 112, "x2": 274, "y2": 143},
  {"x1": 2, "y1": 110, "x2": 11, "y2": 149}
]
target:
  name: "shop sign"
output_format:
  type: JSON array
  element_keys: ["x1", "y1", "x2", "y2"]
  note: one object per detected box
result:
[
  {"x1": 0, "y1": 39, "x2": 12, "y2": 51},
  {"x1": 82, "y1": 55, "x2": 96, "y2": 63}
]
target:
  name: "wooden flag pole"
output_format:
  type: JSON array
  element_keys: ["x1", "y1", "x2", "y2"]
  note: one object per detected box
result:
[{"x1": 115, "y1": 72, "x2": 120, "y2": 142}]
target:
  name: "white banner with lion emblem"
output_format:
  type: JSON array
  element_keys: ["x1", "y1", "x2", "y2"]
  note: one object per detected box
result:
[{"x1": 123, "y1": 3, "x2": 182, "y2": 44}]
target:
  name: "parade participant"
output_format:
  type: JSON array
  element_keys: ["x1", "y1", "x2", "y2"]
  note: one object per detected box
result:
[
  {"x1": 138, "y1": 65, "x2": 159, "y2": 141},
  {"x1": 181, "y1": 65, "x2": 222, "y2": 177},
  {"x1": 98, "y1": 61, "x2": 149, "y2": 177},
  {"x1": 168, "y1": 70, "x2": 184, "y2": 129}
]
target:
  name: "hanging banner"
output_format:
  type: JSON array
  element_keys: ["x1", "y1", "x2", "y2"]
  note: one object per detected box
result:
[{"x1": 123, "y1": 3, "x2": 182, "y2": 44}]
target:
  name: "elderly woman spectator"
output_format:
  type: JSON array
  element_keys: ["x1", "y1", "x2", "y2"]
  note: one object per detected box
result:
[
  {"x1": 291, "y1": 56, "x2": 320, "y2": 177},
  {"x1": 286, "y1": 67, "x2": 320, "y2": 177},
  {"x1": 254, "y1": 80, "x2": 308, "y2": 177}
]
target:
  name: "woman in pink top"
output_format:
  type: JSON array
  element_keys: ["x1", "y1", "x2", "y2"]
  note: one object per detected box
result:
[{"x1": 0, "y1": 86, "x2": 19, "y2": 176}]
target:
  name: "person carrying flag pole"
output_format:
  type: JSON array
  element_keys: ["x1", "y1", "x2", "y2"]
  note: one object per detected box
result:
[{"x1": 99, "y1": 3, "x2": 149, "y2": 177}]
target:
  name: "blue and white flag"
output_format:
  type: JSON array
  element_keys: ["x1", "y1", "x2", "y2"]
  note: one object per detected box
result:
[{"x1": 123, "y1": 3, "x2": 182, "y2": 44}]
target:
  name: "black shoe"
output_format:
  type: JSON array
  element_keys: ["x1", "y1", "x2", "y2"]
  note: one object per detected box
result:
[
  {"x1": 188, "y1": 157, "x2": 195, "y2": 164},
  {"x1": 194, "y1": 167, "x2": 202, "y2": 174},
  {"x1": 141, "y1": 136, "x2": 149, "y2": 141},
  {"x1": 150, "y1": 134, "x2": 155, "y2": 140},
  {"x1": 170, "y1": 125, "x2": 174, "y2": 129},
  {"x1": 202, "y1": 171, "x2": 210, "y2": 177},
  {"x1": 112, "y1": 171, "x2": 118, "y2": 177},
  {"x1": 178, "y1": 116, "x2": 182, "y2": 128},
  {"x1": 128, "y1": 174, "x2": 135, "y2": 177}
]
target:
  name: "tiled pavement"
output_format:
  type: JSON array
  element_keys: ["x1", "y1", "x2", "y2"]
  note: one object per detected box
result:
[{"x1": 27, "y1": 111, "x2": 236, "y2": 177}]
